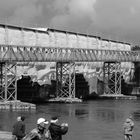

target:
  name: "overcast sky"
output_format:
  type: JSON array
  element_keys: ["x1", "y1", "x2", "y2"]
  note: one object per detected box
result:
[{"x1": 0, "y1": 0, "x2": 140, "y2": 46}]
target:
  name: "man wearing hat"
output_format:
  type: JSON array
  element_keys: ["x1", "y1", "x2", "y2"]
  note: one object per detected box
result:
[
  {"x1": 22, "y1": 118, "x2": 49, "y2": 140},
  {"x1": 48, "y1": 116, "x2": 68, "y2": 140}
]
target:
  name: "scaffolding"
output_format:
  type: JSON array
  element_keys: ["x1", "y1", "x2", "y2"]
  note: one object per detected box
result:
[
  {"x1": 0, "y1": 62, "x2": 17, "y2": 101},
  {"x1": 56, "y1": 62, "x2": 75, "y2": 99},
  {"x1": 0, "y1": 23, "x2": 139, "y2": 102},
  {"x1": 103, "y1": 62, "x2": 122, "y2": 95}
]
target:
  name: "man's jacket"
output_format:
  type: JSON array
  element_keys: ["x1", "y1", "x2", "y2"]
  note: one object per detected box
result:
[{"x1": 48, "y1": 123, "x2": 68, "y2": 140}]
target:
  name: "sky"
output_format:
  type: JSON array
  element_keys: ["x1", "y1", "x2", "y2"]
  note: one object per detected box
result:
[{"x1": 0, "y1": 0, "x2": 140, "y2": 46}]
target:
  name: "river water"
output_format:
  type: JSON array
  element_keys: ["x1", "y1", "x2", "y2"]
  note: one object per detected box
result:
[{"x1": 0, "y1": 100, "x2": 140, "y2": 140}]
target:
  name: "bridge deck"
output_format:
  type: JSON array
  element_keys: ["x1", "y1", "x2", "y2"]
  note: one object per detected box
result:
[{"x1": 0, "y1": 44, "x2": 140, "y2": 62}]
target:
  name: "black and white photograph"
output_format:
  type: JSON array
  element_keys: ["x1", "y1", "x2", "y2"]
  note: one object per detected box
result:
[{"x1": 0, "y1": 0, "x2": 140, "y2": 140}]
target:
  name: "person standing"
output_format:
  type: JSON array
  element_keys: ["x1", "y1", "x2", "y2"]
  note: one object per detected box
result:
[
  {"x1": 21, "y1": 116, "x2": 26, "y2": 136},
  {"x1": 22, "y1": 117, "x2": 49, "y2": 140},
  {"x1": 48, "y1": 116, "x2": 68, "y2": 140},
  {"x1": 12, "y1": 116, "x2": 26, "y2": 140},
  {"x1": 123, "y1": 116, "x2": 134, "y2": 140}
]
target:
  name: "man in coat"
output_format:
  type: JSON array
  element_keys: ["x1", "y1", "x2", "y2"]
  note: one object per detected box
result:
[
  {"x1": 48, "y1": 116, "x2": 68, "y2": 140},
  {"x1": 12, "y1": 116, "x2": 26, "y2": 140}
]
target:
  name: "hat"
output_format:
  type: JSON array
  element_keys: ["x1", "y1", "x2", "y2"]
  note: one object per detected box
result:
[
  {"x1": 50, "y1": 116, "x2": 58, "y2": 123},
  {"x1": 37, "y1": 118, "x2": 48, "y2": 125},
  {"x1": 17, "y1": 116, "x2": 21, "y2": 121},
  {"x1": 126, "y1": 118, "x2": 131, "y2": 123}
]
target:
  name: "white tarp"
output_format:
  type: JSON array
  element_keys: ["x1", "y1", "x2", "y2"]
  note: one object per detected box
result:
[
  {"x1": 87, "y1": 36, "x2": 99, "y2": 49},
  {"x1": 0, "y1": 26, "x2": 49, "y2": 47},
  {"x1": 100, "y1": 40, "x2": 110, "y2": 50},
  {"x1": 0, "y1": 26, "x2": 6, "y2": 44},
  {"x1": 0, "y1": 24, "x2": 131, "y2": 51}
]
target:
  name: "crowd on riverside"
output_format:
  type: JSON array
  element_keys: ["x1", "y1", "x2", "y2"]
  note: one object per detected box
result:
[
  {"x1": 12, "y1": 114, "x2": 134, "y2": 140},
  {"x1": 12, "y1": 116, "x2": 68, "y2": 140}
]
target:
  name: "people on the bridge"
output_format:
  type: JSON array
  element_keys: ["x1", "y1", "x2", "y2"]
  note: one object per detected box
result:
[
  {"x1": 123, "y1": 115, "x2": 134, "y2": 140},
  {"x1": 22, "y1": 117, "x2": 49, "y2": 140},
  {"x1": 12, "y1": 116, "x2": 26, "y2": 140},
  {"x1": 48, "y1": 116, "x2": 68, "y2": 140}
]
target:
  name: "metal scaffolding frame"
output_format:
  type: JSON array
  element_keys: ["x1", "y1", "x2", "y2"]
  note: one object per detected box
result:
[
  {"x1": 0, "y1": 62, "x2": 17, "y2": 101},
  {"x1": 103, "y1": 62, "x2": 122, "y2": 95},
  {"x1": 0, "y1": 23, "x2": 139, "y2": 101},
  {"x1": 0, "y1": 45, "x2": 140, "y2": 63},
  {"x1": 0, "y1": 62, "x2": 5, "y2": 100},
  {"x1": 56, "y1": 62, "x2": 75, "y2": 99}
]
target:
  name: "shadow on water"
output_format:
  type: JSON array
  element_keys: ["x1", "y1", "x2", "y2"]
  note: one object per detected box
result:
[
  {"x1": 132, "y1": 110, "x2": 140, "y2": 121},
  {"x1": 95, "y1": 108, "x2": 123, "y2": 122},
  {"x1": 75, "y1": 109, "x2": 89, "y2": 119}
]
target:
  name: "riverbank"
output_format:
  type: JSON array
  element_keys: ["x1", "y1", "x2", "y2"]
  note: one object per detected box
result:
[
  {"x1": 0, "y1": 100, "x2": 36, "y2": 110},
  {"x1": 48, "y1": 97, "x2": 82, "y2": 103},
  {"x1": 83, "y1": 93, "x2": 138, "y2": 100},
  {"x1": 0, "y1": 131, "x2": 12, "y2": 140}
]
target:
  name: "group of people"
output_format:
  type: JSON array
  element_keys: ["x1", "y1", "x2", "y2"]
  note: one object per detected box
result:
[
  {"x1": 12, "y1": 116, "x2": 68, "y2": 140},
  {"x1": 12, "y1": 114, "x2": 134, "y2": 140}
]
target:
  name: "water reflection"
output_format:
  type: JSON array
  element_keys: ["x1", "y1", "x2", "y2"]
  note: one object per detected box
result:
[
  {"x1": 0, "y1": 100, "x2": 140, "y2": 140},
  {"x1": 75, "y1": 109, "x2": 89, "y2": 119},
  {"x1": 132, "y1": 110, "x2": 140, "y2": 121},
  {"x1": 95, "y1": 108, "x2": 124, "y2": 122}
]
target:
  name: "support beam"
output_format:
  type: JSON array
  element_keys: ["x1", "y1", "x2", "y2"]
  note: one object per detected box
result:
[
  {"x1": 0, "y1": 62, "x2": 17, "y2": 101},
  {"x1": 103, "y1": 62, "x2": 122, "y2": 95},
  {"x1": 0, "y1": 62, "x2": 5, "y2": 100},
  {"x1": 56, "y1": 62, "x2": 75, "y2": 99},
  {"x1": 0, "y1": 45, "x2": 140, "y2": 62}
]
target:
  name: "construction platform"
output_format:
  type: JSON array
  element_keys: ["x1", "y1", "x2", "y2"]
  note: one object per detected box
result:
[
  {"x1": 0, "y1": 100, "x2": 36, "y2": 110},
  {"x1": 48, "y1": 97, "x2": 82, "y2": 103},
  {"x1": 99, "y1": 94, "x2": 137, "y2": 100}
]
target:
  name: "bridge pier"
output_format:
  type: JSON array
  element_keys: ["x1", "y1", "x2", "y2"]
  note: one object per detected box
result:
[
  {"x1": 56, "y1": 62, "x2": 75, "y2": 99},
  {"x1": 0, "y1": 62, "x2": 17, "y2": 101},
  {"x1": 48, "y1": 61, "x2": 82, "y2": 102},
  {"x1": 103, "y1": 62, "x2": 122, "y2": 96}
]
